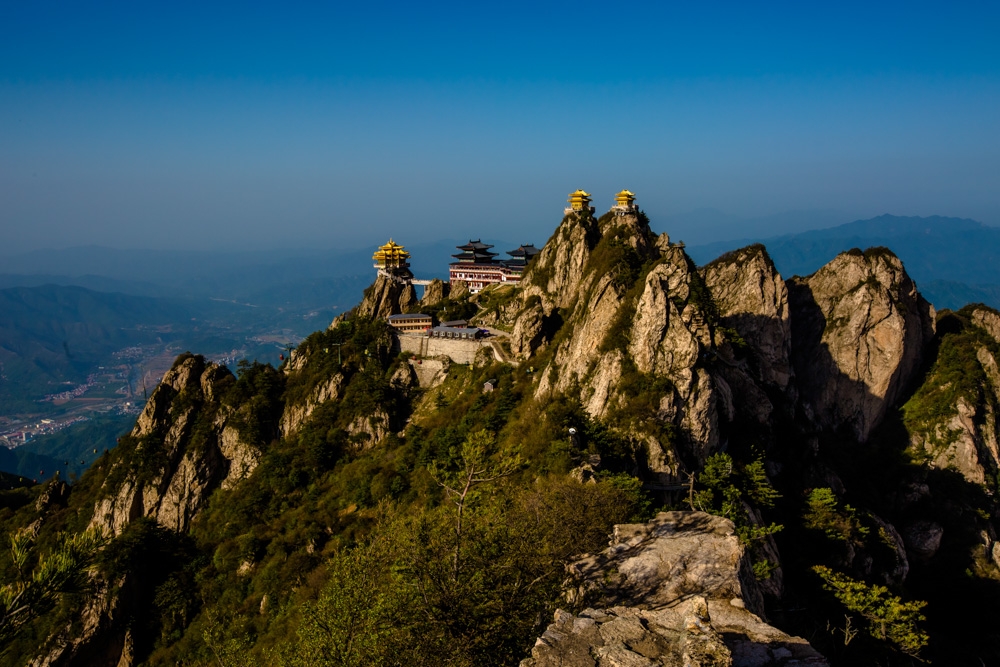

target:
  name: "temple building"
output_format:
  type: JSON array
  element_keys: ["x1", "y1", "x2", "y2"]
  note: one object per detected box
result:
[
  {"x1": 373, "y1": 239, "x2": 413, "y2": 279},
  {"x1": 448, "y1": 240, "x2": 540, "y2": 293},
  {"x1": 564, "y1": 189, "x2": 595, "y2": 215},
  {"x1": 387, "y1": 313, "x2": 432, "y2": 332},
  {"x1": 613, "y1": 189, "x2": 637, "y2": 214},
  {"x1": 504, "y1": 244, "x2": 541, "y2": 269},
  {"x1": 452, "y1": 239, "x2": 498, "y2": 265}
]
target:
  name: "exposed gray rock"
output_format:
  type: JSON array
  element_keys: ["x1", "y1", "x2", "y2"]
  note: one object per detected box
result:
[
  {"x1": 972, "y1": 306, "x2": 1000, "y2": 344},
  {"x1": 218, "y1": 422, "x2": 260, "y2": 490},
  {"x1": 629, "y1": 257, "x2": 701, "y2": 379},
  {"x1": 702, "y1": 245, "x2": 793, "y2": 390},
  {"x1": 90, "y1": 356, "x2": 250, "y2": 536},
  {"x1": 346, "y1": 408, "x2": 390, "y2": 450},
  {"x1": 789, "y1": 249, "x2": 935, "y2": 442},
  {"x1": 522, "y1": 512, "x2": 827, "y2": 667},
  {"x1": 871, "y1": 514, "x2": 910, "y2": 584},
  {"x1": 521, "y1": 211, "x2": 600, "y2": 310},
  {"x1": 280, "y1": 372, "x2": 346, "y2": 436},
  {"x1": 450, "y1": 279, "x2": 471, "y2": 299},
  {"x1": 335, "y1": 273, "x2": 417, "y2": 326},
  {"x1": 510, "y1": 299, "x2": 548, "y2": 359},
  {"x1": 421, "y1": 278, "x2": 450, "y2": 306}
]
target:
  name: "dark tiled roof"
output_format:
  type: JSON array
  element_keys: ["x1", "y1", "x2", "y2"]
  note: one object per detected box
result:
[
  {"x1": 457, "y1": 239, "x2": 495, "y2": 251},
  {"x1": 507, "y1": 244, "x2": 540, "y2": 257}
]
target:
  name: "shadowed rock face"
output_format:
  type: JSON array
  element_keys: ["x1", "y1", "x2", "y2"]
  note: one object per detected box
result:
[
  {"x1": 522, "y1": 512, "x2": 828, "y2": 667},
  {"x1": 789, "y1": 249, "x2": 935, "y2": 442},
  {"x1": 703, "y1": 245, "x2": 793, "y2": 391}
]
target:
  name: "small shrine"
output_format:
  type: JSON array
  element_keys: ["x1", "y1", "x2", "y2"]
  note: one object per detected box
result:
[
  {"x1": 565, "y1": 189, "x2": 594, "y2": 214},
  {"x1": 613, "y1": 189, "x2": 637, "y2": 214}
]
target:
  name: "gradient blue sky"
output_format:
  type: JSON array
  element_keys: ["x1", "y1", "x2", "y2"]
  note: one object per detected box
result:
[{"x1": 2, "y1": 1, "x2": 999, "y2": 253}]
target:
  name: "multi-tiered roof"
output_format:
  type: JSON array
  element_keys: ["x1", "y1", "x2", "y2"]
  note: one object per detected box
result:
[
  {"x1": 373, "y1": 239, "x2": 411, "y2": 271},
  {"x1": 566, "y1": 189, "x2": 592, "y2": 212},
  {"x1": 504, "y1": 244, "x2": 541, "y2": 268},
  {"x1": 614, "y1": 189, "x2": 636, "y2": 208},
  {"x1": 452, "y1": 240, "x2": 499, "y2": 265}
]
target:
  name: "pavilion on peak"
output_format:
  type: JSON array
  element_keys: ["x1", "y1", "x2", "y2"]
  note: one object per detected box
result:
[
  {"x1": 373, "y1": 239, "x2": 413, "y2": 278},
  {"x1": 613, "y1": 189, "x2": 637, "y2": 214},
  {"x1": 565, "y1": 189, "x2": 595, "y2": 215}
]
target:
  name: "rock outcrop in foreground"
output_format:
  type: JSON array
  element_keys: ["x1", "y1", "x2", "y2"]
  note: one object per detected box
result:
[{"x1": 523, "y1": 512, "x2": 828, "y2": 667}]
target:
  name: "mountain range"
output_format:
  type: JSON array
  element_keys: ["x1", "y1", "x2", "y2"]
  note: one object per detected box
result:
[
  {"x1": 3, "y1": 206, "x2": 1000, "y2": 665},
  {"x1": 686, "y1": 214, "x2": 1000, "y2": 311}
]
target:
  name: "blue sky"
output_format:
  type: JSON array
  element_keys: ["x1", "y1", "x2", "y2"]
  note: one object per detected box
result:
[{"x1": 2, "y1": 1, "x2": 999, "y2": 253}]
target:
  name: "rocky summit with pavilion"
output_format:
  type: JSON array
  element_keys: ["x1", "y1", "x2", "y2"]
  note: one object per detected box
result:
[{"x1": 12, "y1": 185, "x2": 1000, "y2": 666}]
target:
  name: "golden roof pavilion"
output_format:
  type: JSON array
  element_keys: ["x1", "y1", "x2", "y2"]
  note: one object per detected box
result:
[
  {"x1": 614, "y1": 189, "x2": 636, "y2": 208},
  {"x1": 373, "y1": 239, "x2": 411, "y2": 269},
  {"x1": 566, "y1": 189, "x2": 592, "y2": 212}
]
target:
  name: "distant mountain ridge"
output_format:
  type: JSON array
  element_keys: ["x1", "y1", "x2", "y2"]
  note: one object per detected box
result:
[
  {"x1": 0, "y1": 284, "x2": 193, "y2": 410},
  {"x1": 687, "y1": 214, "x2": 1000, "y2": 311}
]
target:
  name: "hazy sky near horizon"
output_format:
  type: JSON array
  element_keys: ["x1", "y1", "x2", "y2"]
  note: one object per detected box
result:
[{"x1": 2, "y1": 1, "x2": 999, "y2": 254}]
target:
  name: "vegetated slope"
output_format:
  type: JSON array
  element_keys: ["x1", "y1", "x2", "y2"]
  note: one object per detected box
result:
[
  {"x1": 2, "y1": 207, "x2": 1000, "y2": 666},
  {"x1": 687, "y1": 214, "x2": 1000, "y2": 311},
  {"x1": 0, "y1": 415, "x2": 136, "y2": 480}
]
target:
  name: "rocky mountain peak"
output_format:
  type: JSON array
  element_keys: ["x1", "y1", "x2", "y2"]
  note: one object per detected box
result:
[
  {"x1": 89, "y1": 354, "x2": 260, "y2": 537},
  {"x1": 702, "y1": 244, "x2": 793, "y2": 391},
  {"x1": 789, "y1": 247, "x2": 935, "y2": 442},
  {"x1": 333, "y1": 273, "x2": 417, "y2": 327}
]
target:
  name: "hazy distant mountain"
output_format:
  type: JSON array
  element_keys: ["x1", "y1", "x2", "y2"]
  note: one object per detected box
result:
[
  {"x1": 656, "y1": 208, "x2": 855, "y2": 246},
  {"x1": 0, "y1": 273, "x2": 175, "y2": 297},
  {"x1": 0, "y1": 285, "x2": 193, "y2": 410},
  {"x1": 0, "y1": 239, "x2": 522, "y2": 312},
  {"x1": 687, "y1": 214, "x2": 1000, "y2": 311}
]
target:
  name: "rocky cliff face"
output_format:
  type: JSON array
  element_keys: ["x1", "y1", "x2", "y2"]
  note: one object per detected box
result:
[
  {"x1": 789, "y1": 248, "x2": 935, "y2": 442},
  {"x1": 421, "y1": 277, "x2": 450, "y2": 306},
  {"x1": 522, "y1": 512, "x2": 828, "y2": 667},
  {"x1": 280, "y1": 371, "x2": 345, "y2": 436},
  {"x1": 497, "y1": 211, "x2": 726, "y2": 470},
  {"x1": 906, "y1": 306, "x2": 1000, "y2": 486},
  {"x1": 89, "y1": 355, "x2": 259, "y2": 537},
  {"x1": 703, "y1": 245, "x2": 793, "y2": 392},
  {"x1": 18, "y1": 206, "x2": 1000, "y2": 666},
  {"x1": 334, "y1": 273, "x2": 417, "y2": 326}
]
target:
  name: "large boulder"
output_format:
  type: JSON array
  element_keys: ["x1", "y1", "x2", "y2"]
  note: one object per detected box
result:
[{"x1": 522, "y1": 512, "x2": 828, "y2": 667}]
